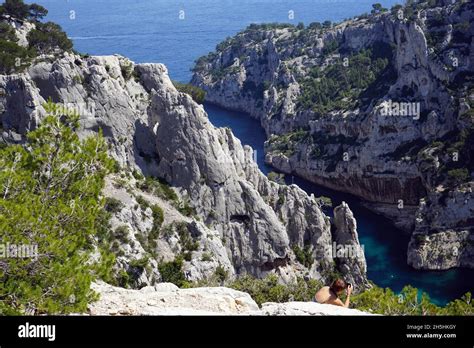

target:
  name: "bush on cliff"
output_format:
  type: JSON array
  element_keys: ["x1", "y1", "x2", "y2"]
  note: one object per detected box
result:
[
  {"x1": 229, "y1": 274, "x2": 323, "y2": 306},
  {"x1": 0, "y1": 22, "x2": 17, "y2": 41},
  {"x1": 298, "y1": 41, "x2": 393, "y2": 115},
  {"x1": 351, "y1": 285, "x2": 473, "y2": 315},
  {"x1": 27, "y1": 21, "x2": 73, "y2": 55},
  {"x1": 0, "y1": 18, "x2": 35, "y2": 74},
  {"x1": 158, "y1": 256, "x2": 188, "y2": 288},
  {"x1": 0, "y1": 0, "x2": 48, "y2": 21},
  {"x1": 0, "y1": 101, "x2": 115, "y2": 315},
  {"x1": 0, "y1": 1, "x2": 72, "y2": 74},
  {"x1": 0, "y1": 38, "x2": 33, "y2": 74},
  {"x1": 172, "y1": 81, "x2": 206, "y2": 104}
]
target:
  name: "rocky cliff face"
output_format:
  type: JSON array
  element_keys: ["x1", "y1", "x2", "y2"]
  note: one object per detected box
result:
[
  {"x1": 191, "y1": 0, "x2": 474, "y2": 270},
  {"x1": 333, "y1": 202, "x2": 369, "y2": 290},
  {"x1": 0, "y1": 19, "x2": 369, "y2": 289},
  {"x1": 407, "y1": 187, "x2": 474, "y2": 269}
]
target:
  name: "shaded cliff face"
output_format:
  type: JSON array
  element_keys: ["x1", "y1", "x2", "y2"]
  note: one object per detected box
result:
[
  {"x1": 191, "y1": 0, "x2": 474, "y2": 270},
  {"x1": 0, "y1": 17, "x2": 369, "y2": 289}
]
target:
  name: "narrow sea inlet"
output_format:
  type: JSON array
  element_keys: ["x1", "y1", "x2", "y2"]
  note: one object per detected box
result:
[{"x1": 204, "y1": 102, "x2": 474, "y2": 305}]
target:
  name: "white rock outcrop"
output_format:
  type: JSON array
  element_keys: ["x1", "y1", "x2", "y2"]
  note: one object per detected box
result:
[
  {"x1": 260, "y1": 302, "x2": 374, "y2": 316},
  {"x1": 89, "y1": 281, "x2": 259, "y2": 315},
  {"x1": 88, "y1": 281, "x2": 374, "y2": 316}
]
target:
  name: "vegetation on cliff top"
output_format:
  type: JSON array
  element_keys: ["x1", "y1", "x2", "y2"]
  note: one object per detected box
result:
[
  {"x1": 0, "y1": 0, "x2": 48, "y2": 21},
  {"x1": 298, "y1": 41, "x2": 395, "y2": 115},
  {"x1": 172, "y1": 81, "x2": 206, "y2": 104},
  {"x1": 0, "y1": 0, "x2": 73, "y2": 74}
]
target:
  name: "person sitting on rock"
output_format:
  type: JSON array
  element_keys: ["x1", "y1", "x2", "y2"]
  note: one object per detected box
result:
[{"x1": 314, "y1": 278, "x2": 352, "y2": 307}]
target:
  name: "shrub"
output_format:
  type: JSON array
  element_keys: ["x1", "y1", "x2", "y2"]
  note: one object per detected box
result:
[
  {"x1": 0, "y1": 22, "x2": 18, "y2": 42},
  {"x1": 72, "y1": 75, "x2": 83, "y2": 85},
  {"x1": 136, "y1": 176, "x2": 178, "y2": 202},
  {"x1": 151, "y1": 204, "x2": 164, "y2": 232},
  {"x1": 129, "y1": 257, "x2": 149, "y2": 269},
  {"x1": 172, "y1": 81, "x2": 206, "y2": 104},
  {"x1": 390, "y1": 4, "x2": 403, "y2": 18},
  {"x1": 277, "y1": 191, "x2": 285, "y2": 206},
  {"x1": 0, "y1": 39, "x2": 33, "y2": 74},
  {"x1": 177, "y1": 222, "x2": 199, "y2": 252},
  {"x1": 135, "y1": 195, "x2": 150, "y2": 211},
  {"x1": 267, "y1": 171, "x2": 285, "y2": 184},
  {"x1": 114, "y1": 225, "x2": 130, "y2": 243},
  {"x1": 351, "y1": 285, "x2": 473, "y2": 315},
  {"x1": 267, "y1": 130, "x2": 310, "y2": 157},
  {"x1": 183, "y1": 251, "x2": 192, "y2": 262},
  {"x1": 228, "y1": 275, "x2": 472, "y2": 314},
  {"x1": 0, "y1": 19, "x2": 36, "y2": 74},
  {"x1": 292, "y1": 245, "x2": 314, "y2": 268},
  {"x1": 316, "y1": 196, "x2": 332, "y2": 207},
  {"x1": 0, "y1": 0, "x2": 47, "y2": 21},
  {"x1": 27, "y1": 22, "x2": 73, "y2": 55},
  {"x1": 229, "y1": 274, "x2": 322, "y2": 306},
  {"x1": 131, "y1": 169, "x2": 144, "y2": 181},
  {"x1": 215, "y1": 265, "x2": 228, "y2": 282},
  {"x1": 135, "y1": 203, "x2": 163, "y2": 255},
  {"x1": 441, "y1": 293, "x2": 473, "y2": 315},
  {"x1": 178, "y1": 200, "x2": 195, "y2": 217},
  {"x1": 447, "y1": 168, "x2": 470, "y2": 184},
  {"x1": 322, "y1": 39, "x2": 338, "y2": 55},
  {"x1": 158, "y1": 256, "x2": 187, "y2": 287},
  {"x1": 157, "y1": 180, "x2": 178, "y2": 201},
  {"x1": 117, "y1": 270, "x2": 131, "y2": 288},
  {"x1": 0, "y1": 0, "x2": 29, "y2": 19},
  {"x1": 322, "y1": 20, "x2": 332, "y2": 28},
  {"x1": 371, "y1": 3, "x2": 388, "y2": 14},
  {"x1": 27, "y1": 3, "x2": 48, "y2": 21},
  {"x1": 308, "y1": 22, "x2": 322, "y2": 30},
  {"x1": 120, "y1": 60, "x2": 134, "y2": 80},
  {"x1": 104, "y1": 197, "x2": 124, "y2": 214}
]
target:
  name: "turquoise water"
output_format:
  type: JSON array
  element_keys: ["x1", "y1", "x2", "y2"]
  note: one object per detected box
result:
[{"x1": 28, "y1": 0, "x2": 474, "y2": 304}]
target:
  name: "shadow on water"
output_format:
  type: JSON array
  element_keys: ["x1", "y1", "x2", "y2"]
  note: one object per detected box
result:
[{"x1": 204, "y1": 102, "x2": 474, "y2": 306}]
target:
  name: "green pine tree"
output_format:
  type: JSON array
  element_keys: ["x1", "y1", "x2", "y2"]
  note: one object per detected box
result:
[{"x1": 0, "y1": 101, "x2": 114, "y2": 314}]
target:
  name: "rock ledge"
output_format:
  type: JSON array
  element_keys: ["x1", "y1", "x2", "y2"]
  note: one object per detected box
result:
[{"x1": 88, "y1": 282, "x2": 375, "y2": 316}]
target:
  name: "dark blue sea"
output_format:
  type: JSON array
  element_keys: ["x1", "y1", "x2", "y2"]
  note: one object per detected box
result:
[{"x1": 28, "y1": 0, "x2": 474, "y2": 305}]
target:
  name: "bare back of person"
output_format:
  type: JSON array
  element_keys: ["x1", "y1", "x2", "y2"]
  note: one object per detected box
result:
[
  {"x1": 314, "y1": 280, "x2": 352, "y2": 307},
  {"x1": 315, "y1": 286, "x2": 344, "y2": 306}
]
